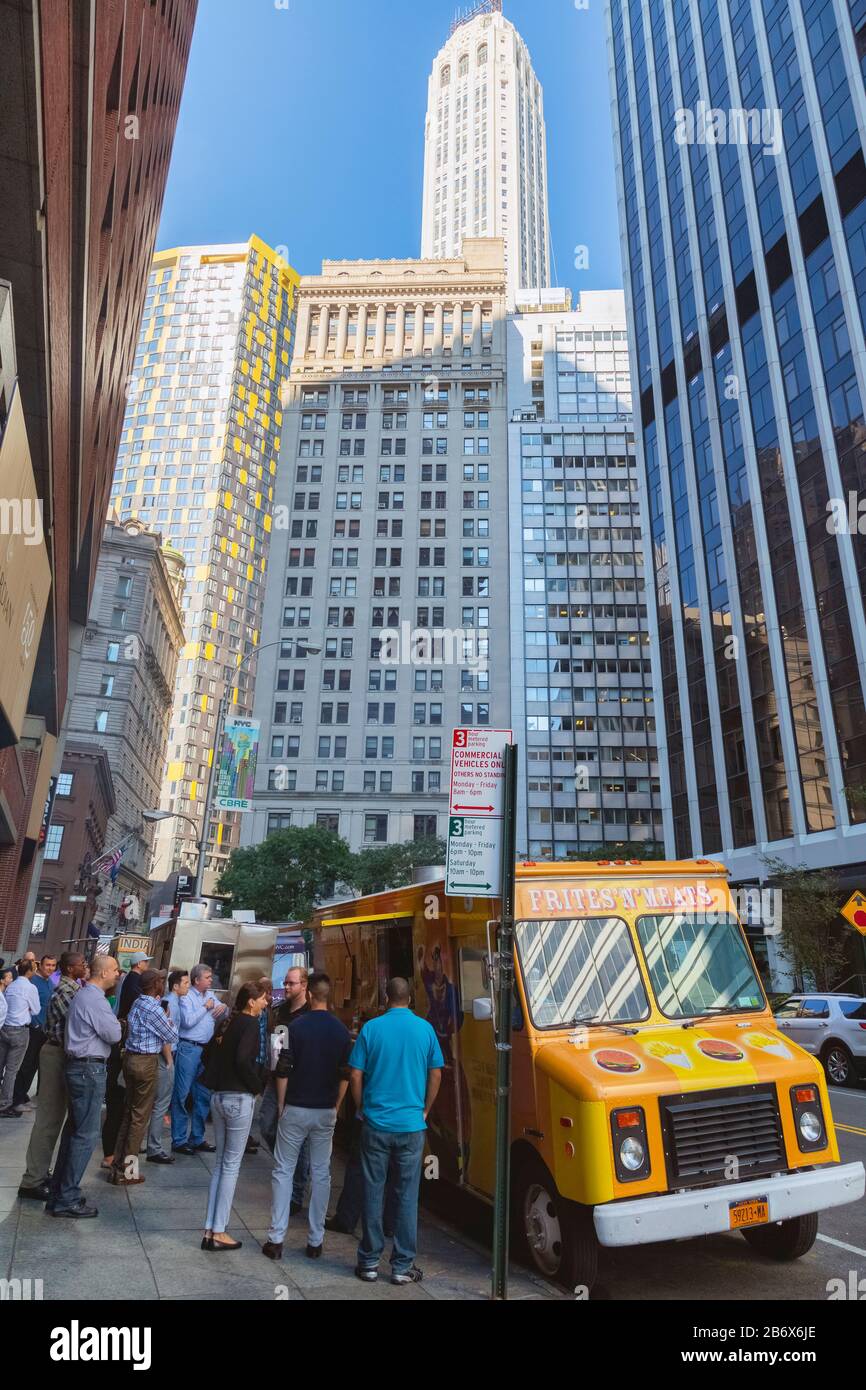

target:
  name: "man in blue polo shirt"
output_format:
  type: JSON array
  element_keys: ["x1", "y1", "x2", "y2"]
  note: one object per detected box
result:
[{"x1": 349, "y1": 976, "x2": 443, "y2": 1286}]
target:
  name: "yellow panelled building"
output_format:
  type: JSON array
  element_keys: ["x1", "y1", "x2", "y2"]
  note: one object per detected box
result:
[{"x1": 109, "y1": 239, "x2": 300, "y2": 891}]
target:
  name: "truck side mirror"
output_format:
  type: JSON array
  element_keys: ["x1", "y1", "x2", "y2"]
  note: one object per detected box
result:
[{"x1": 472, "y1": 996, "x2": 493, "y2": 1022}]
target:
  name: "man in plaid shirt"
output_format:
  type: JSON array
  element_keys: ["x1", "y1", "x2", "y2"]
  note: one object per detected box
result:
[
  {"x1": 109, "y1": 970, "x2": 177, "y2": 1186},
  {"x1": 18, "y1": 952, "x2": 86, "y2": 1201}
]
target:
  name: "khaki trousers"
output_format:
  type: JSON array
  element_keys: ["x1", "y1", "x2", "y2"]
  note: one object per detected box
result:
[
  {"x1": 21, "y1": 1042, "x2": 67, "y2": 1188},
  {"x1": 111, "y1": 1053, "x2": 159, "y2": 1178}
]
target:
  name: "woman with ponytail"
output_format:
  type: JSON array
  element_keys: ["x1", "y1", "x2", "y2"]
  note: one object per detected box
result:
[{"x1": 199, "y1": 980, "x2": 269, "y2": 1251}]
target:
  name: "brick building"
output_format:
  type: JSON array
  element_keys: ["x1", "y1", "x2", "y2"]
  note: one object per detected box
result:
[
  {"x1": 0, "y1": 0, "x2": 198, "y2": 953},
  {"x1": 30, "y1": 744, "x2": 116, "y2": 960}
]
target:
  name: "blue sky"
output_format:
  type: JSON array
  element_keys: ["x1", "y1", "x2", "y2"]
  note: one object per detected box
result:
[{"x1": 158, "y1": 0, "x2": 623, "y2": 295}]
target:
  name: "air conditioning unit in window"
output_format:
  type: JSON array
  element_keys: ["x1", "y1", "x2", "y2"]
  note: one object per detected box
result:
[{"x1": 290, "y1": 717, "x2": 302, "y2": 724}]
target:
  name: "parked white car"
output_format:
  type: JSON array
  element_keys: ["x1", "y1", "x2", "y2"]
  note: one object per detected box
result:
[{"x1": 774, "y1": 994, "x2": 866, "y2": 1086}]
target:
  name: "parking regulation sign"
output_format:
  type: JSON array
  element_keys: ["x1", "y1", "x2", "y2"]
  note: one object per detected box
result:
[{"x1": 446, "y1": 728, "x2": 512, "y2": 898}]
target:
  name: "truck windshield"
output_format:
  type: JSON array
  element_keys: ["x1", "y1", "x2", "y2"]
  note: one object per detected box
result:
[
  {"x1": 636, "y1": 913, "x2": 765, "y2": 1019},
  {"x1": 515, "y1": 916, "x2": 650, "y2": 1029}
]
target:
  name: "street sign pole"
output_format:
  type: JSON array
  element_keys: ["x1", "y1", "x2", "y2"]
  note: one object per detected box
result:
[{"x1": 491, "y1": 740, "x2": 518, "y2": 1301}]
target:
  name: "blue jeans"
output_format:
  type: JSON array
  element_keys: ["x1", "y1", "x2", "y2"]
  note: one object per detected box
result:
[
  {"x1": 205, "y1": 1092, "x2": 255, "y2": 1232},
  {"x1": 268, "y1": 1105, "x2": 337, "y2": 1247},
  {"x1": 49, "y1": 1059, "x2": 108, "y2": 1212},
  {"x1": 170, "y1": 1040, "x2": 211, "y2": 1148},
  {"x1": 147, "y1": 1055, "x2": 175, "y2": 1157},
  {"x1": 259, "y1": 1080, "x2": 309, "y2": 1204},
  {"x1": 335, "y1": 1116, "x2": 398, "y2": 1234},
  {"x1": 358, "y1": 1126, "x2": 425, "y2": 1275}
]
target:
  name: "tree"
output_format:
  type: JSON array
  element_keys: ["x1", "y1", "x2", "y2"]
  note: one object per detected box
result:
[
  {"x1": 762, "y1": 856, "x2": 849, "y2": 991},
  {"x1": 217, "y1": 825, "x2": 354, "y2": 923},
  {"x1": 347, "y1": 836, "x2": 447, "y2": 896}
]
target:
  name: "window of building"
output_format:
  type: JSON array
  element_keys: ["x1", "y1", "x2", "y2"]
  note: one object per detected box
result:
[
  {"x1": 44, "y1": 825, "x2": 64, "y2": 860},
  {"x1": 365, "y1": 814, "x2": 388, "y2": 842}
]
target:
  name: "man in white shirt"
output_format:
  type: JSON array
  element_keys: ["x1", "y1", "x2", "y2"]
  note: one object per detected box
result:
[{"x1": 0, "y1": 959, "x2": 42, "y2": 1116}]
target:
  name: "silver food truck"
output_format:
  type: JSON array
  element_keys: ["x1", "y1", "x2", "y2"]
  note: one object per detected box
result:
[{"x1": 140, "y1": 903, "x2": 279, "y2": 1001}]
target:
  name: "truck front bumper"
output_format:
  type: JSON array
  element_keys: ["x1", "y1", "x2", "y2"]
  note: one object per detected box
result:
[{"x1": 593, "y1": 1161, "x2": 865, "y2": 1248}]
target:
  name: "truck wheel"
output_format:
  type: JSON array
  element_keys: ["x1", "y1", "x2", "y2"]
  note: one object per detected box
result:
[
  {"x1": 742, "y1": 1212, "x2": 819, "y2": 1261},
  {"x1": 514, "y1": 1158, "x2": 598, "y2": 1292},
  {"x1": 822, "y1": 1042, "x2": 854, "y2": 1087}
]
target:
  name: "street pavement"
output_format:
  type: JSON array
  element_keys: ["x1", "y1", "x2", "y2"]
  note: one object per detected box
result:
[
  {"x1": 0, "y1": 1108, "x2": 561, "y2": 1302},
  {"x1": 1, "y1": 1085, "x2": 864, "y2": 1302}
]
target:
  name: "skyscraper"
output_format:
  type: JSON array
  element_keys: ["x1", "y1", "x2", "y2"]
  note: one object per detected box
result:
[
  {"x1": 242, "y1": 241, "x2": 510, "y2": 853},
  {"x1": 421, "y1": 0, "x2": 551, "y2": 307},
  {"x1": 507, "y1": 288, "x2": 663, "y2": 858},
  {"x1": 0, "y1": 0, "x2": 198, "y2": 953},
  {"x1": 109, "y1": 239, "x2": 300, "y2": 892},
  {"x1": 607, "y1": 0, "x2": 866, "y2": 881}
]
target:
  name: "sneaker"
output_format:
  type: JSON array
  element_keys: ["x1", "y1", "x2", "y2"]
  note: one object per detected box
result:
[
  {"x1": 354, "y1": 1265, "x2": 378, "y2": 1282},
  {"x1": 391, "y1": 1265, "x2": 424, "y2": 1286}
]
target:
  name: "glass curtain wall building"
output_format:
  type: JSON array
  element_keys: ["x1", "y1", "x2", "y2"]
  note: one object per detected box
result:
[
  {"x1": 109, "y1": 239, "x2": 299, "y2": 890},
  {"x1": 507, "y1": 289, "x2": 663, "y2": 858},
  {"x1": 607, "y1": 0, "x2": 866, "y2": 881}
]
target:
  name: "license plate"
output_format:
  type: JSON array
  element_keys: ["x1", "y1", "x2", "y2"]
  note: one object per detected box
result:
[{"x1": 729, "y1": 1196, "x2": 769, "y2": 1230}]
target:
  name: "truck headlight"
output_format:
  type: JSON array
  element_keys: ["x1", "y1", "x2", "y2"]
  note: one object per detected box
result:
[
  {"x1": 789, "y1": 1084, "x2": 826, "y2": 1153},
  {"x1": 620, "y1": 1135, "x2": 645, "y2": 1171},
  {"x1": 610, "y1": 1106, "x2": 651, "y2": 1181}
]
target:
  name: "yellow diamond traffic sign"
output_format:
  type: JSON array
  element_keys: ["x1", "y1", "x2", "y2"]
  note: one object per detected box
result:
[{"x1": 840, "y1": 891, "x2": 866, "y2": 937}]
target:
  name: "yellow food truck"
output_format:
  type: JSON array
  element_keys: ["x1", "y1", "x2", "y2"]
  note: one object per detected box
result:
[{"x1": 307, "y1": 858, "x2": 864, "y2": 1290}]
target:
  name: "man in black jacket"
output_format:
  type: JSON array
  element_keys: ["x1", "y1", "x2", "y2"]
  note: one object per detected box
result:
[{"x1": 262, "y1": 973, "x2": 351, "y2": 1261}]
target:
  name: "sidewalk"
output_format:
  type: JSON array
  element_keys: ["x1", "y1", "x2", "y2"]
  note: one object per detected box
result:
[{"x1": 0, "y1": 1109, "x2": 562, "y2": 1301}]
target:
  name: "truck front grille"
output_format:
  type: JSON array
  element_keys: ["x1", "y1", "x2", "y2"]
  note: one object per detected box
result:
[{"x1": 659, "y1": 1083, "x2": 785, "y2": 1190}]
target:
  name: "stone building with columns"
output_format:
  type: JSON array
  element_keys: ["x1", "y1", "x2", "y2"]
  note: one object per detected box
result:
[{"x1": 242, "y1": 239, "x2": 511, "y2": 854}]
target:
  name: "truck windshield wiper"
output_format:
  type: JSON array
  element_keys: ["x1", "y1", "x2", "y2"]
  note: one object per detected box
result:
[
  {"x1": 568, "y1": 1015, "x2": 639, "y2": 1036},
  {"x1": 681, "y1": 1006, "x2": 745, "y2": 1029}
]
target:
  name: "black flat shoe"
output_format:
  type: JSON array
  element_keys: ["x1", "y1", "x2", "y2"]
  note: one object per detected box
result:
[
  {"x1": 208, "y1": 1236, "x2": 242, "y2": 1252},
  {"x1": 171, "y1": 1144, "x2": 197, "y2": 1155},
  {"x1": 146, "y1": 1154, "x2": 175, "y2": 1165},
  {"x1": 261, "y1": 1241, "x2": 283, "y2": 1260},
  {"x1": 306, "y1": 1242, "x2": 323, "y2": 1259},
  {"x1": 193, "y1": 1142, "x2": 216, "y2": 1153}
]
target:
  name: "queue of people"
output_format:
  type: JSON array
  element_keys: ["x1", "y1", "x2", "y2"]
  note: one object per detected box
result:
[{"x1": 6, "y1": 948, "x2": 444, "y2": 1284}]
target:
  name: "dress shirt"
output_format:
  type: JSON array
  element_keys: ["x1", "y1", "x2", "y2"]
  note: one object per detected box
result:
[
  {"x1": 163, "y1": 992, "x2": 181, "y2": 1052},
  {"x1": 4, "y1": 976, "x2": 41, "y2": 1027},
  {"x1": 32, "y1": 974, "x2": 54, "y2": 1026},
  {"x1": 44, "y1": 977, "x2": 80, "y2": 1045},
  {"x1": 178, "y1": 987, "x2": 225, "y2": 1044},
  {"x1": 64, "y1": 983, "x2": 122, "y2": 1059},
  {"x1": 0, "y1": 992, "x2": 7, "y2": 1030},
  {"x1": 125, "y1": 995, "x2": 178, "y2": 1054}
]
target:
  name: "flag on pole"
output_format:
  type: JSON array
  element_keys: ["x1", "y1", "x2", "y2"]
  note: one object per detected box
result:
[{"x1": 93, "y1": 846, "x2": 123, "y2": 879}]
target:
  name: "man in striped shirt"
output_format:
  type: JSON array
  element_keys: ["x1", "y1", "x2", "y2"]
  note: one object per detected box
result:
[{"x1": 109, "y1": 971, "x2": 177, "y2": 1186}]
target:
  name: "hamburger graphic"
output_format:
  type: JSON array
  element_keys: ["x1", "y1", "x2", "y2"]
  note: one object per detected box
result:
[
  {"x1": 594, "y1": 1048, "x2": 642, "y2": 1074},
  {"x1": 643, "y1": 1038, "x2": 692, "y2": 1070},
  {"x1": 697, "y1": 1038, "x2": 744, "y2": 1063}
]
